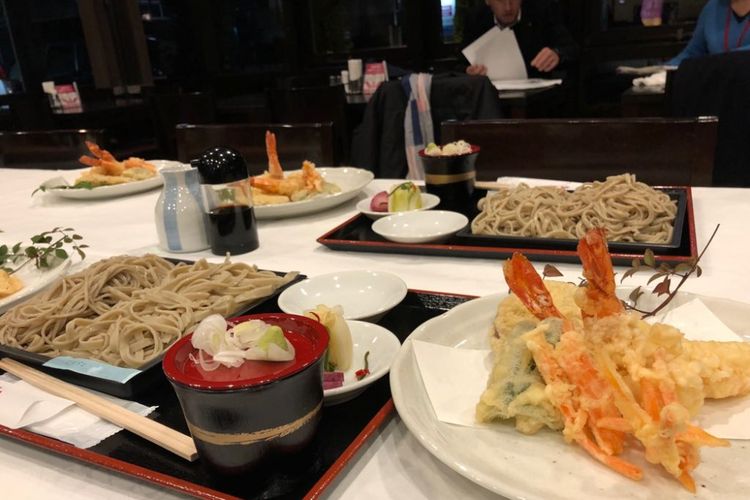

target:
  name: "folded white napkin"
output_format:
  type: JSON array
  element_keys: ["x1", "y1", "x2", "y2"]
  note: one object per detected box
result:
[
  {"x1": 633, "y1": 70, "x2": 667, "y2": 90},
  {"x1": 0, "y1": 374, "x2": 157, "y2": 448}
]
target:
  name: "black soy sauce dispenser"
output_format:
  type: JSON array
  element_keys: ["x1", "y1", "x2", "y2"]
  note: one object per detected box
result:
[{"x1": 192, "y1": 147, "x2": 259, "y2": 255}]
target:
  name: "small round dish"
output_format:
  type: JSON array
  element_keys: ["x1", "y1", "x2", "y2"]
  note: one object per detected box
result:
[
  {"x1": 356, "y1": 192, "x2": 441, "y2": 220},
  {"x1": 277, "y1": 270, "x2": 408, "y2": 322},
  {"x1": 372, "y1": 210, "x2": 469, "y2": 244},
  {"x1": 323, "y1": 320, "x2": 401, "y2": 406}
]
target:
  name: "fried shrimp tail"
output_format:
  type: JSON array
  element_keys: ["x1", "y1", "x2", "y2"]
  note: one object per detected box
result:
[
  {"x1": 265, "y1": 130, "x2": 283, "y2": 179},
  {"x1": 576, "y1": 228, "x2": 624, "y2": 319}
]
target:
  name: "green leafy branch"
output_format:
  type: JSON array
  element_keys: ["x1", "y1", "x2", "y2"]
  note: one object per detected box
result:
[
  {"x1": 0, "y1": 227, "x2": 88, "y2": 274},
  {"x1": 32, "y1": 181, "x2": 95, "y2": 197},
  {"x1": 620, "y1": 224, "x2": 719, "y2": 318}
]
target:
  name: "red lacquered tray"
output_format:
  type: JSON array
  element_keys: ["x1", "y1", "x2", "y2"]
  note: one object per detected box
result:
[{"x1": 0, "y1": 290, "x2": 472, "y2": 499}]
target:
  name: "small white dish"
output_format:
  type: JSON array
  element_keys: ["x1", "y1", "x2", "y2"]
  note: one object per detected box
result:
[
  {"x1": 323, "y1": 320, "x2": 401, "y2": 405},
  {"x1": 372, "y1": 210, "x2": 469, "y2": 244},
  {"x1": 277, "y1": 270, "x2": 407, "y2": 322},
  {"x1": 356, "y1": 192, "x2": 441, "y2": 220}
]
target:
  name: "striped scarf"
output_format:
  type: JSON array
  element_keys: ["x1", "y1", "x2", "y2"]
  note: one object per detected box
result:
[{"x1": 402, "y1": 73, "x2": 434, "y2": 180}]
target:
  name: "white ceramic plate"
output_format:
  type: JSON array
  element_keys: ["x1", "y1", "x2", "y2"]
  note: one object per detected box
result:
[
  {"x1": 277, "y1": 270, "x2": 407, "y2": 322},
  {"x1": 323, "y1": 320, "x2": 401, "y2": 405},
  {"x1": 41, "y1": 160, "x2": 183, "y2": 200},
  {"x1": 0, "y1": 259, "x2": 71, "y2": 314},
  {"x1": 372, "y1": 210, "x2": 468, "y2": 244},
  {"x1": 390, "y1": 289, "x2": 750, "y2": 500},
  {"x1": 356, "y1": 193, "x2": 441, "y2": 220},
  {"x1": 254, "y1": 167, "x2": 374, "y2": 220}
]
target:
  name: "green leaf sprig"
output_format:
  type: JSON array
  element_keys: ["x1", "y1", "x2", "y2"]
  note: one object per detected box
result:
[
  {"x1": 538, "y1": 225, "x2": 719, "y2": 319},
  {"x1": 0, "y1": 227, "x2": 88, "y2": 275},
  {"x1": 620, "y1": 224, "x2": 719, "y2": 318},
  {"x1": 32, "y1": 181, "x2": 95, "y2": 197}
]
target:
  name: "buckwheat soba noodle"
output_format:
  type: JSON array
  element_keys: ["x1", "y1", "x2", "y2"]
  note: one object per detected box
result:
[
  {"x1": 470, "y1": 174, "x2": 677, "y2": 244},
  {"x1": 0, "y1": 255, "x2": 296, "y2": 368}
]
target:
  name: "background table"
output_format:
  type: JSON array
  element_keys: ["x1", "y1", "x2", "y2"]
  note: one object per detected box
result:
[{"x1": 1, "y1": 168, "x2": 748, "y2": 499}]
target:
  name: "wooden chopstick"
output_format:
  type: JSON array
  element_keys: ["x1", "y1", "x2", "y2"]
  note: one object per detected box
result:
[
  {"x1": 474, "y1": 181, "x2": 513, "y2": 191},
  {"x1": 0, "y1": 358, "x2": 198, "y2": 462}
]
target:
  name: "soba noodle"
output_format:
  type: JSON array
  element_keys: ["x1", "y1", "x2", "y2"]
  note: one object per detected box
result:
[
  {"x1": 0, "y1": 255, "x2": 297, "y2": 368},
  {"x1": 471, "y1": 174, "x2": 677, "y2": 243}
]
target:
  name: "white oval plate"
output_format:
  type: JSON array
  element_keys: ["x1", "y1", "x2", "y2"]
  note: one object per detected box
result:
[
  {"x1": 41, "y1": 160, "x2": 183, "y2": 200},
  {"x1": 356, "y1": 192, "x2": 441, "y2": 220},
  {"x1": 324, "y1": 320, "x2": 401, "y2": 405},
  {"x1": 0, "y1": 259, "x2": 71, "y2": 314},
  {"x1": 254, "y1": 167, "x2": 374, "y2": 220},
  {"x1": 372, "y1": 210, "x2": 468, "y2": 244},
  {"x1": 390, "y1": 289, "x2": 750, "y2": 500},
  {"x1": 277, "y1": 270, "x2": 407, "y2": 322}
]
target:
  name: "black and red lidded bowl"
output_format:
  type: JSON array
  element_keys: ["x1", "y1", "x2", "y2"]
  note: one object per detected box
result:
[
  {"x1": 418, "y1": 144, "x2": 480, "y2": 214},
  {"x1": 163, "y1": 313, "x2": 329, "y2": 475}
]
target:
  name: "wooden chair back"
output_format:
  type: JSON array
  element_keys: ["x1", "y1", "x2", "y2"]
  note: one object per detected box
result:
[
  {"x1": 0, "y1": 93, "x2": 55, "y2": 130},
  {"x1": 175, "y1": 123, "x2": 335, "y2": 175},
  {"x1": 0, "y1": 129, "x2": 105, "y2": 170},
  {"x1": 440, "y1": 117, "x2": 718, "y2": 186},
  {"x1": 268, "y1": 84, "x2": 348, "y2": 164},
  {"x1": 150, "y1": 91, "x2": 216, "y2": 157}
]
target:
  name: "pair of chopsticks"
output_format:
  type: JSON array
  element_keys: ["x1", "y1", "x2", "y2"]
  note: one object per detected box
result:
[{"x1": 0, "y1": 358, "x2": 198, "y2": 462}]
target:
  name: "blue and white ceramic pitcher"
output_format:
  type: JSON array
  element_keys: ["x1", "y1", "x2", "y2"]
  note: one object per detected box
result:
[{"x1": 155, "y1": 165, "x2": 210, "y2": 252}]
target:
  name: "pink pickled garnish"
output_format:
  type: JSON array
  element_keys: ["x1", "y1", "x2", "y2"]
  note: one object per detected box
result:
[
  {"x1": 323, "y1": 370, "x2": 345, "y2": 389},
  {"x1": 370, "y1": 191, "x2": 389, "y2": 212}
]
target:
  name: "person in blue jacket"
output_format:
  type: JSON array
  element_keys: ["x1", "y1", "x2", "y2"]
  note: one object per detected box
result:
[{"x1": 668, "y1": 0, "x2": 750, "y2": 65}]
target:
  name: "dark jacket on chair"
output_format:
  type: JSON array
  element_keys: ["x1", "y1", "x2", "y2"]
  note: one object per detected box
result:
[
  {"x1": 671, "y1": 51, "x2": 750, "y2": 186},
  {"x1": 351, "y1": 74, "x2": 502, "y2": 178},
  {"x1": 462, "y1": 1, "x2": 578, "y2": 79}
]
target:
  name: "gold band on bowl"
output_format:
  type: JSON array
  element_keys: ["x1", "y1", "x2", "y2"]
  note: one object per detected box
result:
[
  {"x1": 187, "y1": 401, "x2": 322, "y2": 446},
  {"x1": 425, "y1": 171, "x2": 476, "y2": 185}
]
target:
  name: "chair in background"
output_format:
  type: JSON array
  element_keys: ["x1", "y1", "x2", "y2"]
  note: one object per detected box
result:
[
  {"x1": 351, "y1": 75, "x2": 502, "y2": 178},
  {"x1": 670, "y1": 51, "x2": 750, "y2": 187},
  {"x1": 440, "y1": 117, "x2": 718, "y2": 186},
  {"x1": 175, "y1": 123, "x2": 334, "y2": 175},
  {"x1": 215, "y1": 93, "x2": 271, "y2": 124},
  {"x1": 0, "y1": 93, "x2": 56, "y2": 131},
  {"x1": 268, "y1": 84, "x2": 348, "y2": 165},
  {"x1": 150, "y1": 91, "x2": 216, "y2": 158},
  {"x1": 0, "y1": 129, "x2": 105, "y2": 170}
]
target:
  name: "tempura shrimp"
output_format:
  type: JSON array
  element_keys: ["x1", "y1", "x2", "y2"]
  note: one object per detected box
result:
[
  {"x1": 576, "y1": 228, "x2": 729, "y2": 492},
  {"x1": 251, "y1": 130, "x2": 324, "y2": 197},
  {"x1": 78, "y1": 141, "x2": 156, "y2": 177},
  {"x1": 504, "y1": 252, "x2": 641, "y2": 480}
]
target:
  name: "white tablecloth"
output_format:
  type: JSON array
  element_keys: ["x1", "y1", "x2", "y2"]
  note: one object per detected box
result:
[{"x1": 1, "y1": 168, "x2": 748, "y2": 499}]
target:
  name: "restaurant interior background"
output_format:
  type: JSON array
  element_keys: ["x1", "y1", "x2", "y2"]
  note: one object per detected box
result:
[{"x1": 0, "y1": 0, "x2": 711, "y2": 163}]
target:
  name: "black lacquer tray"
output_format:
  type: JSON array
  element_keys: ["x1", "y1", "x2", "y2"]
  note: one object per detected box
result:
[
  {"x1": 453, "y1": 188, "x2": 688, "y2": 253},
  {"x1": 318, "y1": 187, "x2": 698, "y2": 266},
  {"x1": 0, "y1": 289, "x2": 472, "y2": 500},
  {"x1": 0, "y1": 270, "x2": 305, "y2": 399}
]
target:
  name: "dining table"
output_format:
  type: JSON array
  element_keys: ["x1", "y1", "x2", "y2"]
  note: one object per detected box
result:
[{"x1": 0, "y1": 166, "x2": 748, "y2": 500}]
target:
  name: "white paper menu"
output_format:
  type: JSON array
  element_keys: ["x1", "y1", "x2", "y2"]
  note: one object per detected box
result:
[{"x1": 461, "y1": 26, "x2": 528, "y2": 82}]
